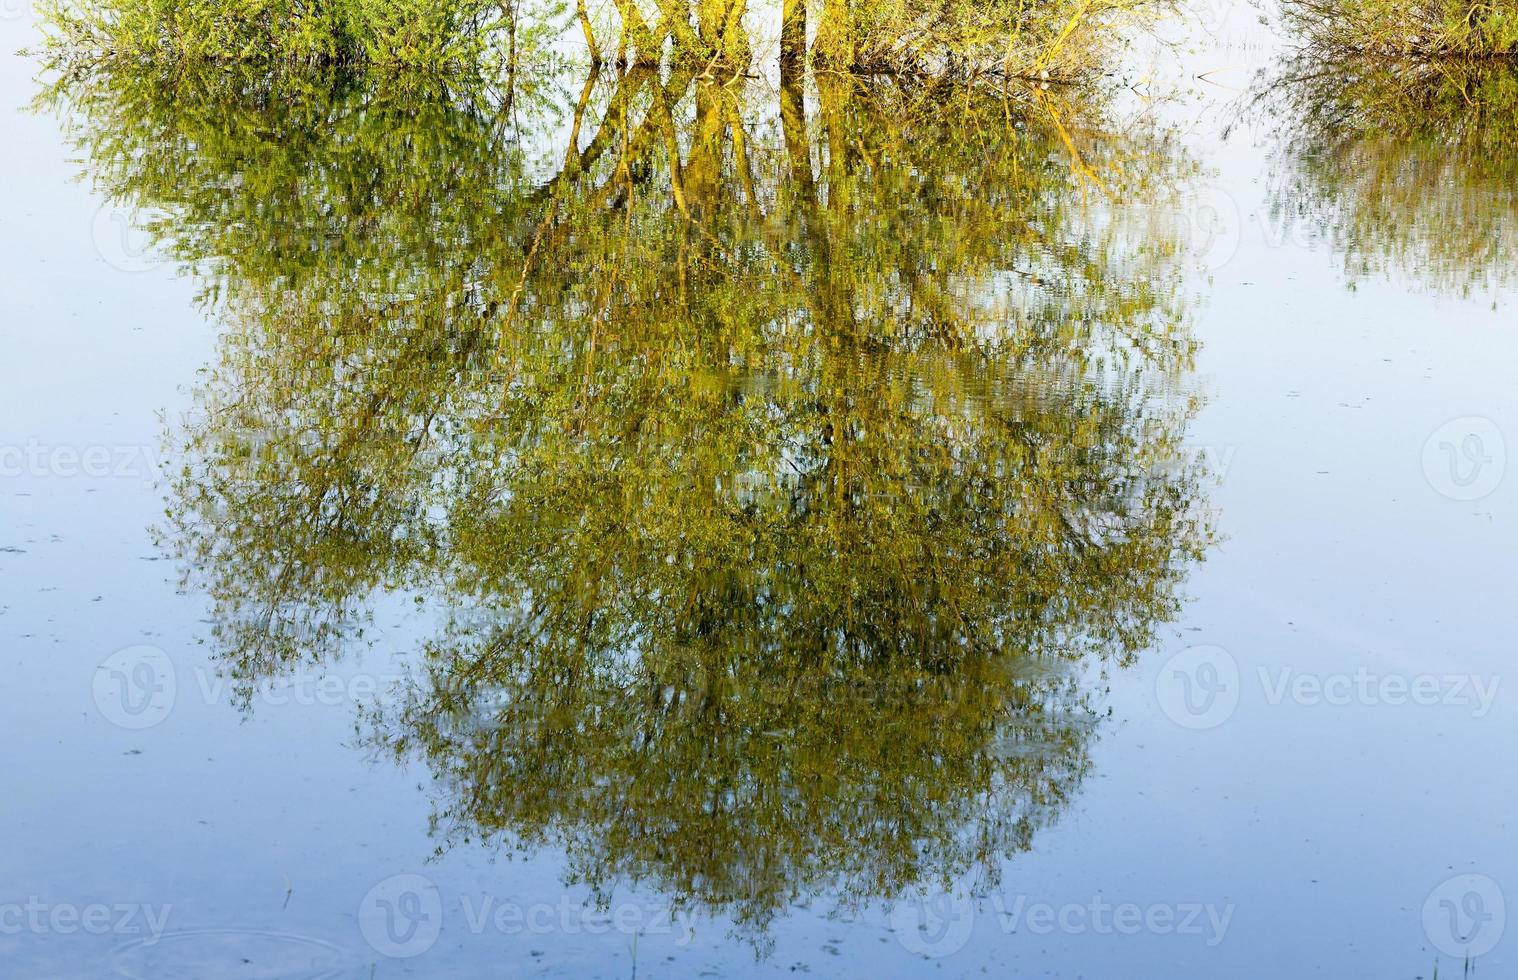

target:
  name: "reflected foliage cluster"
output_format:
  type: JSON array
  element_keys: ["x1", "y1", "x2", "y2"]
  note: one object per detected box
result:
[
  {"x1": 1253, "y1": 58, "x2": 1518, "y2": 297},
  {"x1": 47, "y1": 63, "x2": 1212, "y2": 939}
]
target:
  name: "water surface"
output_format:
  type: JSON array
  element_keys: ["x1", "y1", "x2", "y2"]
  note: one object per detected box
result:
[{"x1": 3, "y1": 7, "x2": 1516, "y2": 978}]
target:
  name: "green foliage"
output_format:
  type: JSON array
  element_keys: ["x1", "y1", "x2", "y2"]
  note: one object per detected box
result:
[
  {"x1": 830, "y1": 0, "x2": 1160, "y2": 76},
  {"x1": 1279, "y1": 0, "x2": 1518, "y2": 57},
  {"x1": 44, "y1": 63, "x2": 1213, "y2": 940},
  {"x1": 36, "y1": 0, "x2": 1157, "y2": 76},
  {"x1": 36, "y1": 0, "x2": 566, "y2": 68},
  {"x1": 1252, "y1": 57, "x2": 1518, "y2": 296}
]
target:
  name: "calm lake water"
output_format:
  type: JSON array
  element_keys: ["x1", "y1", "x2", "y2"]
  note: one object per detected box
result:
[{"x1": 2, "y1": 4, "x2": 1516, "y2": 977}]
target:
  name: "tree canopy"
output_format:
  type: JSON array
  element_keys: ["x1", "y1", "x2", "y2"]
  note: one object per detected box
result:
[{"x1": 46, "y1": 63, "x2": 1214, "y2": 940}]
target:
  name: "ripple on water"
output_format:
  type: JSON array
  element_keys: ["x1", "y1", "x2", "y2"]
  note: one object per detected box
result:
[{"x1": 111, "y1": 930, "x2": 355, "y2": 980}]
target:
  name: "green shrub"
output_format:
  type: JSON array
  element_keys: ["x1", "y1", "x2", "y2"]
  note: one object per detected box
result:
[
  {"x1": 36, "y1": 0, "x2": 565, "y2": 68},
  {"x1": 1254, "y1": 56, "x2": 1518, "y2": 295},
  {"x1": 37, "y1": 0, "x2": 1160, "y2": 77},
  {"x1": 1280, "y1": 0, "x2": 1518, "y2": 57}
]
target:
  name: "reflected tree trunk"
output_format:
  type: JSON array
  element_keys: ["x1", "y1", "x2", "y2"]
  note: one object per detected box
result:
[{"x1": 778, "y1": 58, "x2": 815, "y2": 201}]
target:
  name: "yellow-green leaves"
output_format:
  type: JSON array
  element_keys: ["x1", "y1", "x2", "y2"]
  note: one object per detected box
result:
[
  {"x1": 1257, "y1": 57, "x2": 1518, "y2": 297},
  {"x1": 37, "y1": 0, "x2": 1159, "y2": 76},
  {"x1": 48, "y1": 64, "x2": 1212, "y2": 936}
]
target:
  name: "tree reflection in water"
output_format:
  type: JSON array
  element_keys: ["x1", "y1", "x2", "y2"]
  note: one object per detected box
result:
[
  {"x1": 1252, "y1": 57, "x2": 1518, "y2": 298},
  {"x1": 45, "y1": 63, "x2": 1214, "y2": 944}
]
